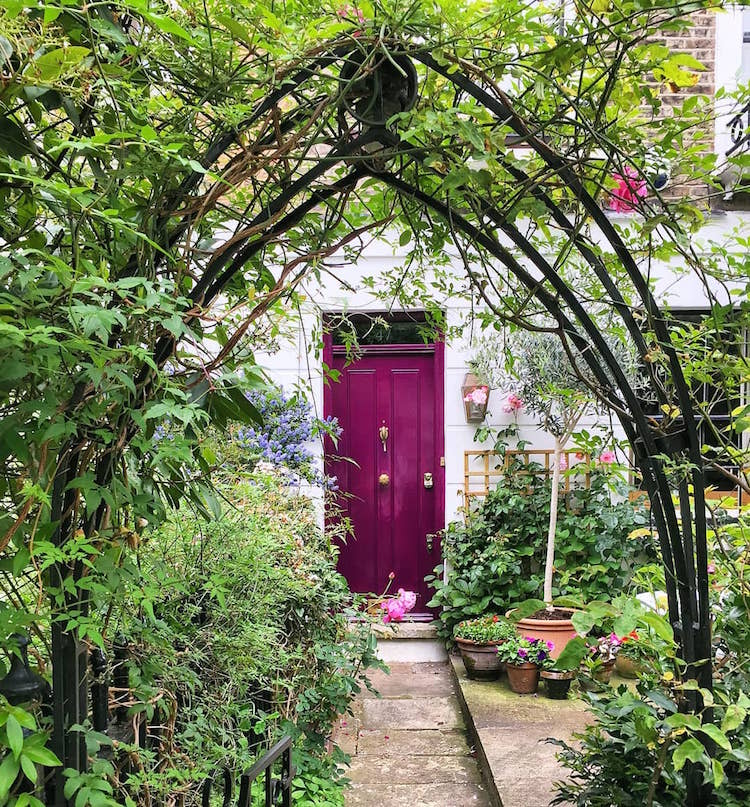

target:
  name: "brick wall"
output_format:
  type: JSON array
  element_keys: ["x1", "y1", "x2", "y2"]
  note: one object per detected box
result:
[{"x1": 652, "y1": 11, "x2": 717, "y2": 204}]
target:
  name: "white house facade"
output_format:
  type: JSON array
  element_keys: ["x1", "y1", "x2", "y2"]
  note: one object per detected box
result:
[{"x1": 255, "y1": 7, "x2": 750, "y2": 611}]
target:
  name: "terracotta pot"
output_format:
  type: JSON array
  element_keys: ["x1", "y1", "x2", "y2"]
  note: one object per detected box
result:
[
  {"x1": 455, "y1": 638, "x2": 504, "y2": 680},
  {"x1": 505, "y1": 662, "x2": 540, "y2": 694},
  {"x1": 595, "y1": 658, "x2": 616, "y2": 683},
  {"x1": 615, "y1": 654, "x2": 643, "y2": 679},
  {"x1": 507, "y1": 608, "x2": 578, "y2": 659},
  {"x1": 580, "y1": 658, "x2": 616, "y2": 690},
  {"x1": 541, "y1": 669, "x2": 575, "y2": 700}
]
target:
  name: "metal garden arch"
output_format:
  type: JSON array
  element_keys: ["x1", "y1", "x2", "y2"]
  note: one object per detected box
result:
[{"x1": 47, "y1": 39, "x2": 714, "y2": 806}]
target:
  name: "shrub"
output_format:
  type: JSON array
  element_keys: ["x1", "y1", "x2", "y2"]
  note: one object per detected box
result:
[
  {"x1": 105, "y1": 472, "x2": 381, "y2": 805},
  {"x1": 426, "y1": 460, "x2": 654, "y2": 642},
  {"x1": 227, "y1": 387, "x2": 340, "y2": 489},
  {"x1": 551, "y1": 577, "x2": 750, "y2": 807}
]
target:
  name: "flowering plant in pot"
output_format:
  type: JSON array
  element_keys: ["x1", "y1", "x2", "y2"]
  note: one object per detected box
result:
[
  {"x1": 454, "y1": 615, "x2": 516, "y2": 680},
  {"x1": 579, "y1": 634, "x2": 620, "y2": 688},
  {"x1": 497, "y1": 635, "x2": 553, "y2": 694},
  {"x1": 472, "y1": 327, "x2": 641, "y2": 655},
  {"x1": 613, "y1": 630, "x2": 652, "y2": 678}
]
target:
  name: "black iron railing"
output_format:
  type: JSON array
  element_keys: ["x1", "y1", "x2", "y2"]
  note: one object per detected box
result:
[
  {"x1": 201, "y1": 736, "x2": 294, "y2": 807},
  {"x1": 727, "y1": 100, "x2": 750, "y2": 156}
]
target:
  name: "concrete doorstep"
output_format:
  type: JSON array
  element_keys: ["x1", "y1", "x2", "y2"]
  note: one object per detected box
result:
[{"x1": 449, "y1": 654, "x2": 590, "y2": 807}]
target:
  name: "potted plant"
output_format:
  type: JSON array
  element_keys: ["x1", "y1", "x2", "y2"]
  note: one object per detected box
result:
[
  {"x1": 497, "y1": 634, "x2": 553, "y2": 694},
  {"x1": 541, "y1": 656, "x2": 577, "y2": 699},
  {"x1": 472, "y1": 328, "x2": 641, "y2": 656},
  {"x1": 454, "y1": 615, "x2": 515, "y2": 680},
  {"x1": 579, "y1": 634, "x2": 619, "y2": 689},
  {"x1": 614, "y1": 630, "x2": 649, "y2": 678}
]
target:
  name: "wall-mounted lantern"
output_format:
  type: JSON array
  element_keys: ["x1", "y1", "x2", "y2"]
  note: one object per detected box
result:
[{"x1": 461, "y1": 372, "x2": 490, "y2": 423}]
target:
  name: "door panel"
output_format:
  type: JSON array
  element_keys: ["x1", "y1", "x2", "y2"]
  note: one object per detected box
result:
[{"x1": 326, "y1": 347, "x2": 443, "y2": 615}]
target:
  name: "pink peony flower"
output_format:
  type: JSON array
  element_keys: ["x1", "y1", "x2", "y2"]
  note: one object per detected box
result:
[
  {"x1": 381, "y1": 599, "x2": 407, "y2": 623},
  {"x1": 396, "y1": 588, "x2": 417, "y2": 612},
  {"x1": 609, "y1": 166, "x2": 647, "y2": 213},
  {"x1": 599, "y1": 450, "x2": 616, "y2": 464},
  {"x1": 503, "y1": 393, "x2": 523, "y2": 413}
]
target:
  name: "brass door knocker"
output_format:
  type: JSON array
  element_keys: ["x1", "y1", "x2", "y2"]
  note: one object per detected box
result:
[{"x1": 379, "y1": 423, "x2": 389, "y2": 452}]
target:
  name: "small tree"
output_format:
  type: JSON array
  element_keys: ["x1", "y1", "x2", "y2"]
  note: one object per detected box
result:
[{"x1": 472, "y1": 327, "x2": 638, "y2": 607}]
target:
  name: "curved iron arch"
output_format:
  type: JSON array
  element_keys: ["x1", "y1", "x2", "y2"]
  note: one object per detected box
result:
[
  {"x1": 166, "y1": 42, "x2": 711, "y2": 687},
  {"x1": 49, "y1": 39, "x2": 715, "y2": 806}
]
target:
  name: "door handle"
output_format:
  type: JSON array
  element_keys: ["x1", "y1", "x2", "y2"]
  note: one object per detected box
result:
[
  {"x1": 423, "y1": 472, "x2": 433, "y2": 489},
  {"x1": 426, "y1": 533, "x2": 436, "y2": 552}
]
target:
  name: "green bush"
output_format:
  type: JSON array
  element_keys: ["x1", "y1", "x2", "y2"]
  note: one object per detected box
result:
[
  {"x1": 426, "y1": 462, "x2": 654, "y2": 642},
  {"x1": 107, "y1": 472, "x2": 381, "y2": 805},
  {"x1": 550, "y1": 551, "x2": 750, "y2": 807}
]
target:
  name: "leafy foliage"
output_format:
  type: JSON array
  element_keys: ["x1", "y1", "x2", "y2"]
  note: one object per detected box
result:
[
  {"x1": 96, "y1": 472, "x2": 380, "y2": 805},
  {"x1": 453, "y1": 615, "x2": 515, "y2": 644},
  {"x1": 551, "y1": 572, "x2": 750, "y2": 806},
  {"x1": 426, "y1": 459, "x2": 654, "y2": 642}
]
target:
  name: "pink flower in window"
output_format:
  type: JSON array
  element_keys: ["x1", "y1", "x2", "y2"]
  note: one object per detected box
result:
[
  {"x1": 336, "y1": 5, "x2": 366, "y2": 34},
  {"x1": 558, "y1": 455, "x2": 568, "y2": 471},
  {"x1": 609, "y1": 166, "x2": 647, "y2": 213},
  {"x1": 599, "y1": 449, "x2": 616, "y2": 464}
]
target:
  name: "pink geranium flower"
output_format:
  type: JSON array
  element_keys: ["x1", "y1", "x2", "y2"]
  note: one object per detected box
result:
[
  {"x1": 609, "y1": 166, "x2": 647, "y2": 213},
  {"x1": 503, "y1": 393, "x2": 523, "y2": 413},
  {"x1": 599, "y1": 450, "x2": 616, "y2": 464}
]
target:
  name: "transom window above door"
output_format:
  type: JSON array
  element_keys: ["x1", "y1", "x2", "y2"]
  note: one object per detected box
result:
[{"x1": 327, "y1": 311, "x2": 440, "y2": 347}]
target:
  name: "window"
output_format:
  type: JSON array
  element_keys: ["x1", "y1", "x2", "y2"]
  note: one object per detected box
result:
[
  {"x1": 328, "y1": 311, "x2": 439, "y2": 346},
  {"x1": 644, "y1": 309, "x2": 746, "y2": 492}
]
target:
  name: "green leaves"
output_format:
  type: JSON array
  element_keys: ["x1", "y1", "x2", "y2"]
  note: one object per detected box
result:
[
  {"x1": 673, "y1": 737, "x2": 705, "y2": 771},
  {"x1": 5, "y1": 714, "x2": 23, "y2": 758},
  {"x1": 0, "y1": 704, "x2": 61, "y2": 802},
  {"x1": 0, "y1": 753, "x2": 20, "y2": 802},
  {"x1": 29, "y1": 46, "x2": 91, "y2": 83}
]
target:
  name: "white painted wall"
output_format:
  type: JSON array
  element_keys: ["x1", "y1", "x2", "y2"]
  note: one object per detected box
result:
[{"x1": 254, "y1": 203, "x2": 748, "y2": 530}]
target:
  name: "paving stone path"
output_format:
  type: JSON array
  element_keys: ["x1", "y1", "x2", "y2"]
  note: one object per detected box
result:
[{"x1": 335, "y1": 662, "x2": 492, "y2": 807}]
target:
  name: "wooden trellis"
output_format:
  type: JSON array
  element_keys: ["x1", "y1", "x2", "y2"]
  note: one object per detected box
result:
[
  {"x1": 463, "y1": 448, "x2": 591, "y2": 511},
  {"x1": 463, "y1": 449, "x2": 749, "y2": 512}
]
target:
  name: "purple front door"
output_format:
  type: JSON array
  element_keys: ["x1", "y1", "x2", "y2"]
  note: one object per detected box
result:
[{"x1": 324, "y1": 344, "x2": 444, "y2": 616}]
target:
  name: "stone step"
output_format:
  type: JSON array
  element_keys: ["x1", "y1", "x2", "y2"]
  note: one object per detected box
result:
[{"x1": 373, "y1": 620, "x2": 448, "y2": 663}]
